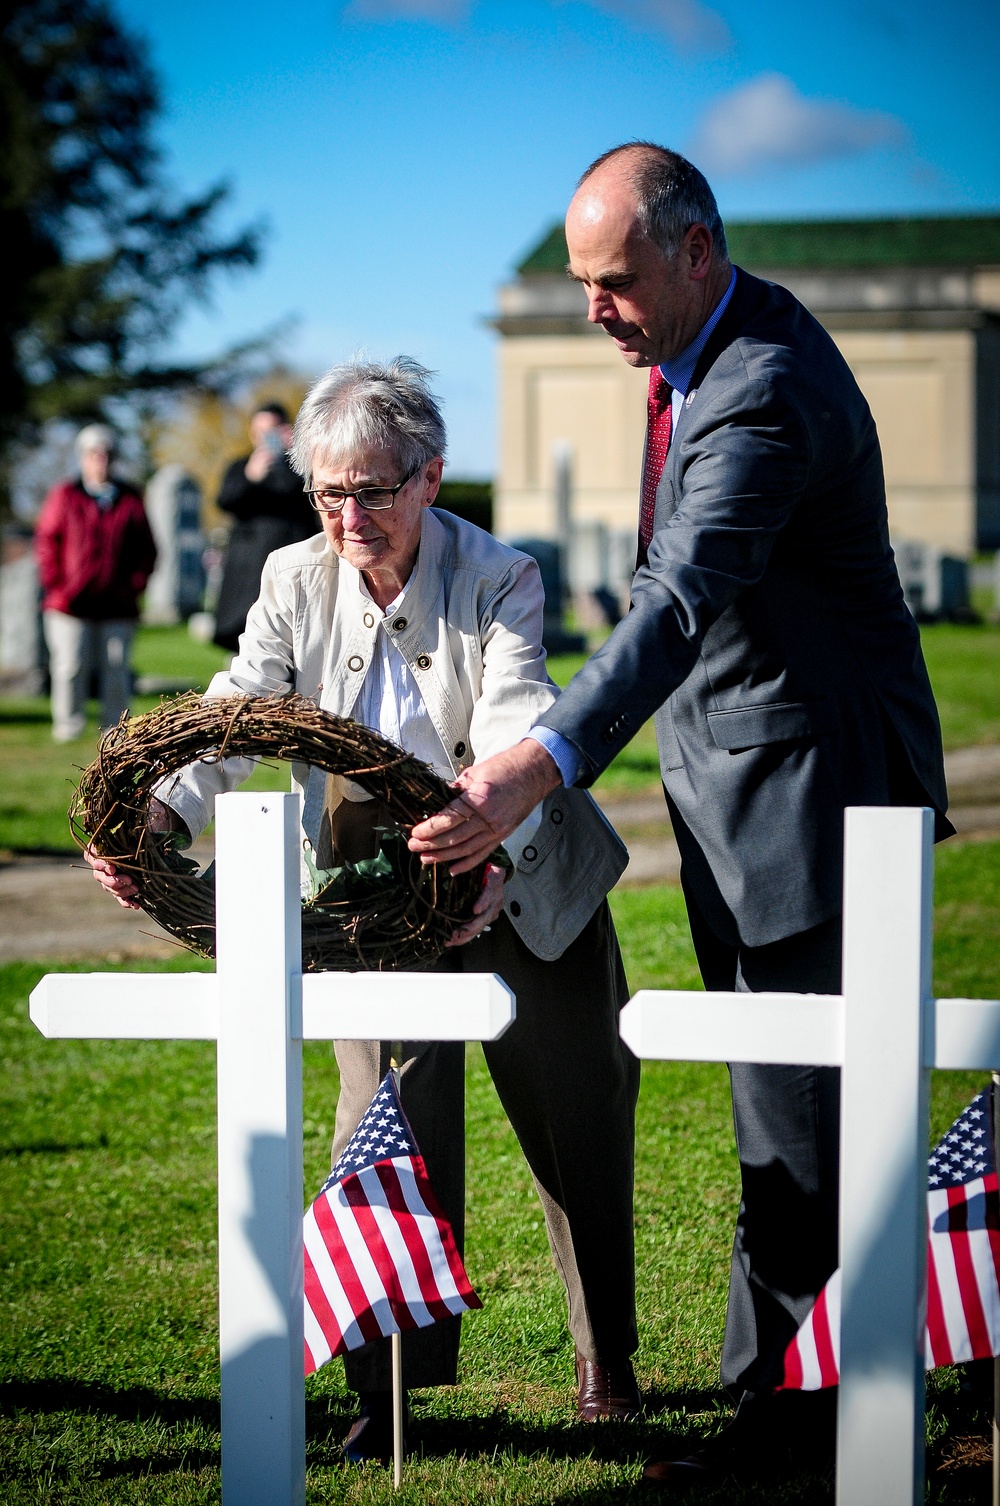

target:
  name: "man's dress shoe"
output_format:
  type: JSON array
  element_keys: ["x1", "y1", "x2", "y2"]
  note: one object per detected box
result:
[
  {"x1": 575, "y1": 1349, "x2": 643, "y2": 1420},
  {"x1": 643, "y1": 1443, "x2": 723, "y2": 1487},
  {"x1": 642, "y1": 1388, "x2": 836, "y2": 1487},
  {"x1": 342, "y1": 1391, "x2": 411, "y2": 1465}
]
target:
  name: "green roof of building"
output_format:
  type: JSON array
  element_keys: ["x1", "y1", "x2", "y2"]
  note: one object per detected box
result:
[{"x1": 516, "y1": 214, "x2": 1000, "y2": 275}]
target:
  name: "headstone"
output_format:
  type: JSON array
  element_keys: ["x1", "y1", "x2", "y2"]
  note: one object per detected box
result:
[
  {"x1": 508, "y1": 537, "x2": 586, "y2": 654},
  {"x1": 144, "y1": 465, "x2": 206, "y2": 625},
  {"x1": 186, "y1": 524, "x2": 230, "y2": 646},
  {"x1": 895, "y1": 540, "x2": 972, "y2": 622},
  {"x1": 0, "y1": 523, "x2": 42, "y2": 694},
  {"x1": 554, "y1": 440, "x2": 573, "y2": 560},
  {"x1": 568, "y1": 520, "x2": 622, "y2": 628}
]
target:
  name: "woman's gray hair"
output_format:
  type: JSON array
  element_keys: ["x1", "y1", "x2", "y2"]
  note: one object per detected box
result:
[
  {"x1": 580, "y1": 141, "x2": 729, "y2": 263},
  {"x1": 291, "y1": 357, "x2": 447, "y2": 484},
  {"x1": 75, "y1": 422, "x2": 117, "y2": 457}
]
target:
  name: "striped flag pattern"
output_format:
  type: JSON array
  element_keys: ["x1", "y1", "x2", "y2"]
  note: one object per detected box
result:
[
  {"x1": 303, "y1": 1071, "x2": 481, "y2": 1376},
  {"x1": 783, "y1": 1087, "x2": 1000, "y2": 1390}
]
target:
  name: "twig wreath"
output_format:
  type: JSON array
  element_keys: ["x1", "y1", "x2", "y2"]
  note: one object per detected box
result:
[{"x1": 70, "y1": 692, "x2": 486, "y2": 970}]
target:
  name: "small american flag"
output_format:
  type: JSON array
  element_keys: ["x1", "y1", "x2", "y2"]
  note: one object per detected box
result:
[
  {"x1": 783, "y1": 1087, "x2": 1000, "y2": 1390},
  {"x1": 303, "y1": 1071, "x2": 481, "y2": 1376}
]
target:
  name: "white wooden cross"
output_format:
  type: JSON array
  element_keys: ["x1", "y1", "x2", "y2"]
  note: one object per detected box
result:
[
  {"x1": 620, "y1": 805, "x2": 1000, "y2": 1506},
  {"x1": 28, "y1": 791, "x2": 515, "y2": 1506}
]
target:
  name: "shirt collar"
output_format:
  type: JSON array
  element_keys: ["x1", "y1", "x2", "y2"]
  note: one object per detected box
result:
[
  {"x1": 659, "y1": 266, "x2": 737, "y2": 398},
  {"x1": 79, "y1": 477, "x2": 118, "y2": 509}
]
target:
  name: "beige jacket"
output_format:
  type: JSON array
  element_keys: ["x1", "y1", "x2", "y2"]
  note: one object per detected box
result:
[{"x1": 159, "y1": 508, "x2": 627, "y2": 961}]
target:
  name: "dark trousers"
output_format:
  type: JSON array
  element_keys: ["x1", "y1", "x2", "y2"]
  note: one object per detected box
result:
[
  {"x1": 683, "y1": 879, "x2": 843, "y2": 1397},
  {"x1": 331, "y1": 900, "x2": 640, "y2": 1392}
]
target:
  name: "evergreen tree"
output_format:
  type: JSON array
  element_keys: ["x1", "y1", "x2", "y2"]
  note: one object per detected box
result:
[{"x1": 0, "y1": 0, "x2": 262, "y2": 449}]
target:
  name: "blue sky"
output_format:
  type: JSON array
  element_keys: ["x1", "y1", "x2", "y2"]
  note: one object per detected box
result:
[{"x1": 116, "y1": 0, "x2": 999, "y2": 476}]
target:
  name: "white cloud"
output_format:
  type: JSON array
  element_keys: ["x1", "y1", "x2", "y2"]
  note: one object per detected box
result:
[
  {"x1": 344, "y1": 0, "x2": 470, "y2": 22},
  {"x1": 348, "y1": 0, "x2": 730, "y2": 47},
  {"x1": 689, "y1": 73, "x2": 908, "y2": 176},
  {"x1": 583, "y1": 0, "x2": 731, "y2": 52}
]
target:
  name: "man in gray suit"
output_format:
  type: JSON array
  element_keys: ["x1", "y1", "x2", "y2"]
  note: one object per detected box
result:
[{"x1": 410, "y1": 142, "x2": 951, "y2": 1483}]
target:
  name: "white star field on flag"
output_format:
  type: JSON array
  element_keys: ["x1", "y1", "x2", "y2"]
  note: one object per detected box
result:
[
  {"x1": 324, "y1": 1075, "x2": 419, "y2": 1189},
  {"x1": 926, "y1": 1092, "x2": 992, "y2": 1188}
]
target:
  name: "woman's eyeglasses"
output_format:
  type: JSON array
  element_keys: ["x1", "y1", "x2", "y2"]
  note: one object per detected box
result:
[{"x1": 305, "y1": 468, "x2": 418, "y2": 514}]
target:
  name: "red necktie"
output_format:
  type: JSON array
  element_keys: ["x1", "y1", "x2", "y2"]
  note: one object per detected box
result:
[{"x1": 638, "y1": 367, "x2": 672, "y2": 558}]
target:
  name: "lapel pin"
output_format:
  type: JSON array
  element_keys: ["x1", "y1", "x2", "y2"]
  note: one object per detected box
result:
[{"x1": 685, "y1": 389, "x2": 697, "y2": 407}]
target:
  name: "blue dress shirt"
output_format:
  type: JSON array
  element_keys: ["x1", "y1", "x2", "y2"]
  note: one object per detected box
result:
[{"x1": 527, "y1": 268, "x2": 738, "y2": 788}]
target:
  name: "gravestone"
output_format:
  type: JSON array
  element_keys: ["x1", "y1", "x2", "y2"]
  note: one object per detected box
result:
[
  {"x1": 895, "y1": 539, "x2": 972, "y2": 622},
  {"x1": 0, "y1": 523, "x2": 42, "y2": 694},
  {"x1": 144, "y1": 465, "x2": 207, "y2": 624},
  {"x1": 508, "y1": 537, "x2": 586, "y2": 653}
]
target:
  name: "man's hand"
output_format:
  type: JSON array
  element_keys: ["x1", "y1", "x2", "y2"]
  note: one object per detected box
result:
[
  {"x1": 446, "y1": 862, "x2": 505, "y2": 947},
  {"x1": 84, "y1": 797, "x2": 189, "y2": 910},
  {"x1": 408, "y1": 739, "x2": 562, "y2": 875}
]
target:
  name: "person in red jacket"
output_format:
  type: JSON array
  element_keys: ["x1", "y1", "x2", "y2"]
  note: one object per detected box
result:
[{"x1": 35, "y1": 424, "x2": 157, "y2": 742}]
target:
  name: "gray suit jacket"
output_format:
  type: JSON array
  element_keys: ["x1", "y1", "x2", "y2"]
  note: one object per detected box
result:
[{"x1": 539, "y1": 268, "x2": 950, "y2": 948}]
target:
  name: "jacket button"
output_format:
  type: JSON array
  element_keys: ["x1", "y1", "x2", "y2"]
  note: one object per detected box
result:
[
  {"x1": 551, "y1": 808, "x2": 563, "y2": 824},
  {"x1": 454, "y1": 740, "x2": 466, "y2": 757},
  {"x1": 363, "y1": 612, "x2": 375, "y2": 628},
  {"x1": 347, "y1": 655, "x2": 364, "y2": 672},
  {"x1": 523, "y1": 845, "x2": 537, "y2": 862},
  {"x1": 415, "y1": 654, "x2": 432, "y2": 670},
  {"x1": 392, "y1": 616, "x2": 408, "y2": 631},
  {"x1": 509, "y1": 900, "x2": 522, "y2": 917}
]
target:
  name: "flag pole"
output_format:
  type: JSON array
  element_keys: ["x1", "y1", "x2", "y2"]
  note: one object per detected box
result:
[
  {"x1": 993, "y1": 1072, "x2": 1000, "y2": 1506},
  {"x1": 391, "y1": 1041, "x2": 405, "y2": 1492}
]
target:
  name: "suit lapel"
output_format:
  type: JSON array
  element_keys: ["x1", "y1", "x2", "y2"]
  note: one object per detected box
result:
[{"x1": 655, "y1": 267, "x2": 769, "y2": 516}]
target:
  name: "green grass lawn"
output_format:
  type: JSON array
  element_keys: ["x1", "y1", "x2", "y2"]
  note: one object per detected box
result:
[
  {"x1": 2, "y1": 846, "x2": 999, "y2": 1503},
  {"x1": 0, "y1": 626, "x2": 286, "y2": 852},
  {"x1": 6, "y1": 619, "x2": 998, "y2": 853},
  {"x1": 547, "y1": 620, "x2": 1000, "y2": 796},
  {"x1": 920, "y1": 624, "x2": 1000, "y2": 750},
  {"x1": 131, "y1": 628, "x2": 231, "y2": 687}
]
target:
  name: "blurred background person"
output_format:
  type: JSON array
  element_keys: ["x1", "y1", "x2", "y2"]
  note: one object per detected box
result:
[
  {"x1": 35, "y1": 423, "x2": 157, "y2": 743},
  {"x1": 212, "y1": 400, "x2": 320, "y2": 650}
]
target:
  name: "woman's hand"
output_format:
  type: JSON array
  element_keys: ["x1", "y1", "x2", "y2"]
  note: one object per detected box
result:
[
  {"x1": 84, "y1": 797, "x2": 188, "y2": 910},
  {"x1": 446, "y1": 861, "x2": 506, "y2": 948},
  {"x1": 85, "y1": 852, "x2": 141, "y2": 908}
]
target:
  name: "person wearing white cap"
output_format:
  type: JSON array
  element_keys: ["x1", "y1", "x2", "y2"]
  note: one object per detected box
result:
[{"x1": 35, "y1": 423, "x2": 157, "y2": 741}]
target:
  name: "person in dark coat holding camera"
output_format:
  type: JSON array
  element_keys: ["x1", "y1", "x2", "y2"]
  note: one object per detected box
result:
[{"x1": 212, "y1": 401, "x2": 320, "y2": 650}]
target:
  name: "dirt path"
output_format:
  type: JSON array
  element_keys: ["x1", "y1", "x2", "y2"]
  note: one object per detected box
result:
[
  {"x1": 4, "y1": 746, "x2": 1000, "y2": 961},
  {"x1": 0, "y1": 839, "x2": 214, "y2": 962}
]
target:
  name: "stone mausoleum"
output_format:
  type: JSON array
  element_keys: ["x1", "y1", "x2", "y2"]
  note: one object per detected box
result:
[{"x1": 490, "y1": 215, "x2": 1000, "y2": 581}]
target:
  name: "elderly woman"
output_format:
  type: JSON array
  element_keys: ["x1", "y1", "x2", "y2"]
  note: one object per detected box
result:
[
  {"x1": 35, "y1": 423, "x2": 157, "y2": 741},
  {"x1": 90, "y1": 358, "x2": 640, "y2": 1462}
]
